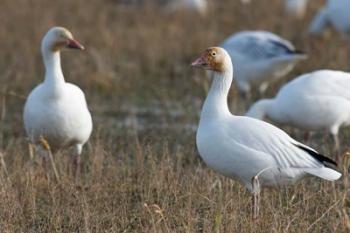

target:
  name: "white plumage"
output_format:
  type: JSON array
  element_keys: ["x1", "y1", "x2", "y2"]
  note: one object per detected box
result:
[
  {"x1": 309, "y1": 0, "x2": 350, "y2": 36},
  {"x1": 192, "y1": 48, "x2": 341, "y2": 219},
  {"x1": 246, "y1": 70, "x2": 350, "y2": 152},
  {"x1": 23, "y1": 27, "x2": 92, "y2": 174},
  {"x1": 220, "y1": 31, "x2": 306, "y2": 96}
]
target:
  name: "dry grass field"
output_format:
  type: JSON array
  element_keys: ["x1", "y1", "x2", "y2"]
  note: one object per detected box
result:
[{"x1": 0, "y1": 0, "x2": 349, "y2": 232}]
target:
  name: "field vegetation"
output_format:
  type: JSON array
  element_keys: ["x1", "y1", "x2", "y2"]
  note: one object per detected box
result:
[{"x1": 0, "y1": 0, "x2": 349, "y2": 232}]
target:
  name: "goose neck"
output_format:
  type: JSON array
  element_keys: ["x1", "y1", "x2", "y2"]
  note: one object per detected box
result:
[
  {"x1": 42, "y1": 48, "x2": 65, "y2": 88},
  {"x1": 201, "y1": 69, "x2": 233, "y2": 120}
]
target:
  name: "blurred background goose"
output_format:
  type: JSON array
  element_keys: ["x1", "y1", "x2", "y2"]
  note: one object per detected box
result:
[
  {"x1": 166, "y1": 0, "x2": 207, "y2": 15},
  {"x1": 192, "y1": 47, "x2": 341, "y2": 219},
  {"x1": 238, "y1": 0, "x2": 309, "y2": 19},
  {"x1": 246, "y1": 70, "x2": 350, "y2": 154},
  {"x1": 309, "y1": 0, "x2": 350, "y2": 36},
  {"x1": 220, "y1": 31, "x2": 307, "y2": 97},
  {"x1": 23, "y1": 27, "x2": 92, "y2": 177}
]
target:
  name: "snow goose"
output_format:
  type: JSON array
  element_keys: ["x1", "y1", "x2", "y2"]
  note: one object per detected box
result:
[
  {"x1": 246, "y1": 70, "x2": 350, "y2": 153},
  {"x1": 309, "y1": 0, "x2": 350, "y2": 36},
  {"x1": 192, "y1": 47, "x2": 341, "y2": 219},
  {"x1": 220, "y1": 31, "x2": 307, "y2": 97},
  {"x1": 23, "y1": 27, "x2": 92, "y2": 177}
]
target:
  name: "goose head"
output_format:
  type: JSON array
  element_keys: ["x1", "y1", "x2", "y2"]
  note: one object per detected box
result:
[
  {"x1": 41, "y1": 27, "x2": 84, "y2": 52},
  {"x1": 191, "y1": 47, "x2": 231, "y2": 73}
]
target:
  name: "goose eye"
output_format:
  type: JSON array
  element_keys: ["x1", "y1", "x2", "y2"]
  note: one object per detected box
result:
[{"x1": 212, "y1": 52, "x2": 216, "y2": 57}]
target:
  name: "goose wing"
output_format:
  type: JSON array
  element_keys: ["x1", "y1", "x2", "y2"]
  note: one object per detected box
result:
[
  {"x1": 228, "y1": 116, "x2": 341, "y2": 180},
  {"x1": 221, "y1": 31, "x2": 303, "y2": 61}
]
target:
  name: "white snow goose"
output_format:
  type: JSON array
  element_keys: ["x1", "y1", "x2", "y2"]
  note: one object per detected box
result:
[
  {"x1": 192, "y1": 47, "x2": 341, "y2": 219},
  {"x1": 246, "y1": 70, "x2": 350, "y2": 154},
  {"x1": 23, "y1": 27, "x2": 92, "y2": 177},
  {"x1": 309, "y1": 0, "x2": 350, "y2": 37},
  {"x1": 220, "y1": 31, "x2": 307, "y2": 97}
]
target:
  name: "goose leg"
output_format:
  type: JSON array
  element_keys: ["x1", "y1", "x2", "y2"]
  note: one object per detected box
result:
[
  {"x1": 333, "y1": 134, "x2": 340, "y2": 157},
  {"x1": 37, "y1": 140, "x2": 60, "y2": 182},
  {"x1": 251, "y1": 175, "x2": 260, "y2": 220},
  {"x1": 329, "y1": 126, "x2": 340, "y2": 156},
  {"x1": 72, "y1": 144, "x2": 83, "y2": 180},
  {"x1": 251, "y1": 192, "x2": 260, "y2": 220},
  {"x1": 36, "y1": 144, "x2": 49, "y2": 177},
  {"x1": 72, "y1": 154, "x2": 81, "y2": 179}
]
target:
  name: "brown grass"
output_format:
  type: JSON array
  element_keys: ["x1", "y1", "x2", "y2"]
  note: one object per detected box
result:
[{"x1": 0, "y1": 0, "x2": 349, "y2": 232}]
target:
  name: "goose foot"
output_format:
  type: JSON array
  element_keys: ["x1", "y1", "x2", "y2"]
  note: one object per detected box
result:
[{"x1": 251, "y1": 175, "x2": 260, "y2": 221}]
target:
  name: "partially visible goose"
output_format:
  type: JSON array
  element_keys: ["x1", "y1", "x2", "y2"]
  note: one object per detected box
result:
[
  {"x1": 166, "y1": 0, "x2": 207, "y2": 15},
  {"x1": 23, "y1": 27, "x2": 92, "y2": 176},
  {"x1": 284, "y1": 0, "x2": 308, "y2": 19},
  {"x1": 192, "y1": 47, "x2": 341, "y2": 219},
  {"x1": 246, "y1": 70, "x2": 350, "y2": 153},
  {"x1": 220, "y1": 31, "x2": 306, "y2": 97},
  {"x1": 309, "y1": 0, "x2": 350, "y2": 36}
]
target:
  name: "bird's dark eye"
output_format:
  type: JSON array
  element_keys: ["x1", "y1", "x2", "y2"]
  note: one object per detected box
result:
[{"x1": 212, "y1": 52, "x2": 216, "y2": 56}]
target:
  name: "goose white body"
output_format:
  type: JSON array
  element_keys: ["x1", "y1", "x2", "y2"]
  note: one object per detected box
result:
[
  {"x1": 192, "y1": 48, "x2": 340, "y2": 196},
  {"x1": 309, "y1": 0, "x2": 350, "y2": 36},
  {"x1": 246, "y1": 70, "x2": 350, "y2": 145},
  {"x1": 23, "y1": 27, "x2": 92, "y2": 156},
  {"x1": 24, "y1": 82, "x2": 92, "y2": 152},
  {"x1": 197, "y1": 116, "x2": 340, "y2": 191},
  {"x1": 220, "y1": 31, "x2": 306, "y2": 94}
]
